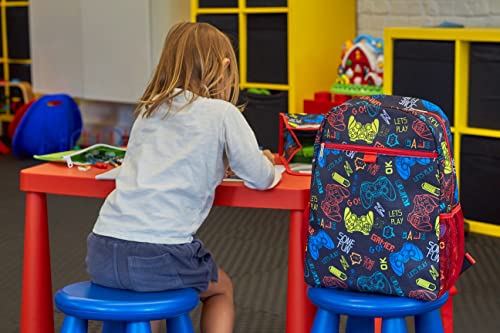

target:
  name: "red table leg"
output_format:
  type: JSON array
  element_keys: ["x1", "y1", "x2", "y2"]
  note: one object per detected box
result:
[
  {"x1": 20, "y1": 192, "x2": 54, "y2": 333},
  {"x1": 286, "y1": 210, "x2": 316, "y2": 333}
]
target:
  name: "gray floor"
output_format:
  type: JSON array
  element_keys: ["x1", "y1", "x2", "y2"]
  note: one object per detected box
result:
[{"x1": 1, "y1": 153, "x2": 499, "y2": 332}]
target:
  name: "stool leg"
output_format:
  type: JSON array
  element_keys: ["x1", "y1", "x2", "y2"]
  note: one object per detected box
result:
[
  {"x1": 103, "y1": 321, "x2": 126, "y2": 333},
  {"x1": 60, "y1": 316, "x2": 88, "y2": 333},
  {"x1": 382, "y1": 317, "x2": 407, "y2": 333},
  {"x1": 415, "y1": 310, "x2": 444, "y2": 333},
  {"x1": 346, "y1": 316, "x2": 374, "y2": 333},
  {"x1": 167, "y1": 314, "x2": 195, "y2": 333},
  {"x1": 126, "y1": 321, "x2": 151, "y2": 333},
  {"x1": 311, "y1": 308, "x2": 340, "y2": 333},
  {"x1": 375, "y1": 318, "x2": 382, "y2": 333}
]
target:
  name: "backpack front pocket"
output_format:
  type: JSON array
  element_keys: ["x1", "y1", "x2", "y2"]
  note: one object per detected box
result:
[{"x1": 308, "y1": 142, "x2": 444, "y2": 298}]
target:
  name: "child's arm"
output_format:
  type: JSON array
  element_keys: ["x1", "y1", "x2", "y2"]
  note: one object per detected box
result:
[
  {"x1": 262, "y1": 149, "x2": 275, "y2": 165},
  {"x1": 222, "y1": 106, "x2": 279, "y2": 190}
]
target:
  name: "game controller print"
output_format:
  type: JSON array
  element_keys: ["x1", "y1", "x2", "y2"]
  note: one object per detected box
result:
[
  {"x1": 407, "y1": 194, "x2": 440, "y2": 232},
  {"x1": 326, "y1": 104, "x2": 349, "y2": 131},
  {"x1": 412, "y1": 119, "x2": 433, "y2": 140},
  {"x1": 320, "y1": 184, "x2": 350, "y2": 222},
  {"x1": 389, "y1": 242, "x2": 424, "y2": 276},
  {"x1": 395, "y1": 156, "x2": 431, "y2": 180},
  {"x1": 344, "y1": 207, "x2": 374, "y2": 235},
  {"x1": 366, "y1": 102, "x2": 381, "y2": 118},
  {"x1": 348, "y1": 116, "x2": 380, "y2": 144},
  {"x1": 308, "y1": 230, "x2": 335, "y2": 260},
  {"x1": 357, "y1": 271, "x2": 393, "y2": 295},
  {"x1": 408, "y1": 289, "x2": 437, "y2": 301},
  {"x1": 322, "y1": 276, "x2": 348, "y2": 289},
  {"x1": 359, "y1": 176, "x2": 397, "y2": 209}
]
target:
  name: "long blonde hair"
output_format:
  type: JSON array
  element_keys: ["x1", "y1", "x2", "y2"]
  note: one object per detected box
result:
[{"x1": 135, "y1": 22, "x2": 239, "y2": 117}]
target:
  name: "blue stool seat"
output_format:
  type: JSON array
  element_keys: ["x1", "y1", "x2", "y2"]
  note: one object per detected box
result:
[
  {"x1": 308, "y1": 288, "x2": 449, "y2": 333},
  {"x1": 55, "y1": 281, "x2": 199, "y2": 333}
]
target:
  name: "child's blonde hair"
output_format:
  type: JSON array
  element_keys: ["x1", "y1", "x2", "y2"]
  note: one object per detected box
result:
[{"x1": 135, "y1": 22, "x2": 239, "y2": 117}]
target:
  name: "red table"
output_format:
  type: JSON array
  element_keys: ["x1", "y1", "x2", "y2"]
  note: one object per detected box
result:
[{"x1": 20, "y1": 163, "x2": 316, "y2": 333}]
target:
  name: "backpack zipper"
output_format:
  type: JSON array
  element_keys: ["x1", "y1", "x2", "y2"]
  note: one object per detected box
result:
[
  {"x1": 321, "y1": 105, "x2": 455, "y2": 205},
  {"x1": 388, "y1": 106, "x2": 455, "y2": 205},
  {"x1": 319, "y1": 142, "x2": 438, "y2": 160}
]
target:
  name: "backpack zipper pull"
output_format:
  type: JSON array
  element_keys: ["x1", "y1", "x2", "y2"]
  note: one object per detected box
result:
[
  {"x1": 63, "y1": 155, "x2": 74, "y2": 168},
  {"x1": 363, "y1": 152, "x2": 378, "y2": 163},
  {"x1": 319, "y1": 143, "x2": 325, "y2": 160}
]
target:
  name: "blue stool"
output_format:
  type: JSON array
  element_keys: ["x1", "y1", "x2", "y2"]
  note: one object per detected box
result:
[
  {"x1": 307, "y1": 288, "x2": 449, "y2": 333},
  {"x1": 55, "y1": 281, "x2": 199, "y2": 333}
]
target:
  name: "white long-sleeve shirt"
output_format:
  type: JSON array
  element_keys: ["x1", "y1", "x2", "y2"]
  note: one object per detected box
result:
[{"x1": 93, "y1": 90, "x2": 277, "y2": 244}]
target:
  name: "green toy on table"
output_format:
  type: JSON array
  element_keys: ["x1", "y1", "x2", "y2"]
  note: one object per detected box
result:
[{"x1": 34, "y1": 143, "x2": 126, "y2": 169}]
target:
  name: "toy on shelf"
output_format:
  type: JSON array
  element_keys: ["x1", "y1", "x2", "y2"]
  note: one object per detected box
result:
[
  {"x1": 78, "y1": 126, "x2": 129, "y2": 149},
  {"x1": 332, "y1": 34, "x2": 384, "y2": 96},
  {"x1": 0, "y1": 80, "x2": 34, "y2": 116}
]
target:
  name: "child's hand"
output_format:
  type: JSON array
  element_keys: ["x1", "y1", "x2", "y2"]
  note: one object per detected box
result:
[
  {"x1": 224, "y1": 168, "x2": 236, "y2": 178},
  {"x1": 262, "y1": 149, "x2": 275, "y2": 165}
]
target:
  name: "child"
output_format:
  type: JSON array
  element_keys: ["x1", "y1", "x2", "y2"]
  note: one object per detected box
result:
[{"x1": 86, "y1": 22, "x2": 279, "y2": 333}]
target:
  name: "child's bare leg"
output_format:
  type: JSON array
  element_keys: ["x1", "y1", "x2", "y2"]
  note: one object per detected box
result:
[
  {"x1": 199, "y1": 267, "x2": 234, "y2": 333},
  {"x1": 150, "y1": 320, "x2": 162, "y2": 333}
]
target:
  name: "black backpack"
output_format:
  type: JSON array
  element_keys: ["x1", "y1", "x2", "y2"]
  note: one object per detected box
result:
[{"x1": 304, "y1": 95, "x2": 465, "y2": 301}]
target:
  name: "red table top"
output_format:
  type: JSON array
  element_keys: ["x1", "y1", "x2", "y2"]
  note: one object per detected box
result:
[{"x1": 20, "y1": 163, "x2": 312, "y2": 211}]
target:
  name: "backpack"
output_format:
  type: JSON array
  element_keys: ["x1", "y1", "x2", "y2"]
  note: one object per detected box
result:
[{"x1": 304, "y1": 95, "x2": 465, "y2": 301}]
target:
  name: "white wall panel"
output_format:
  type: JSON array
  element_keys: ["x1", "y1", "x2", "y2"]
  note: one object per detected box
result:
[{"x1": 29, "y1": 0, "x2": 83, "y2": 96}]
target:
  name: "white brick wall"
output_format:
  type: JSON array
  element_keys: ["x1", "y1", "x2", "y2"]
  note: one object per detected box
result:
[{"x1": 358, "y1": 0, "x2": 500, "y2": 38}]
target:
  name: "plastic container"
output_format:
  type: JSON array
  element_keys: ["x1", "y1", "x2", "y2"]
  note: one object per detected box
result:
[{"x1": 12, "y1": 94, "x2": 82, "y2": 157}]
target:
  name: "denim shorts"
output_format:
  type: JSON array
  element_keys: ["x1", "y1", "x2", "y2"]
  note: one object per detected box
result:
[{"x1": 86, "y1": 232, "x2": 218, "y2": 293}]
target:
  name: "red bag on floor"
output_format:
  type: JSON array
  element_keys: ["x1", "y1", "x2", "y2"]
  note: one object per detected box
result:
[{"x1": 7, "y1": 100, "x2": 35, "y2": 140}]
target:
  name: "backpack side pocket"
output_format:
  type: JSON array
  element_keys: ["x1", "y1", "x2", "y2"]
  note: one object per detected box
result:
[{"x1": 438, "y1": 204, "x2": 465, "y2": 296}]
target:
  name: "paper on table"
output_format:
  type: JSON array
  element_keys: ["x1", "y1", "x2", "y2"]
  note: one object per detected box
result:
[
  {"x1": 289, "y1": 163, "x2": 312, "y2": 174},
  {"x1": 95, "y1": 166, "x2": 122, "y2": 180},
  {"x1": 239, "y1": 165, "x2": 286, "y2": 190}
]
